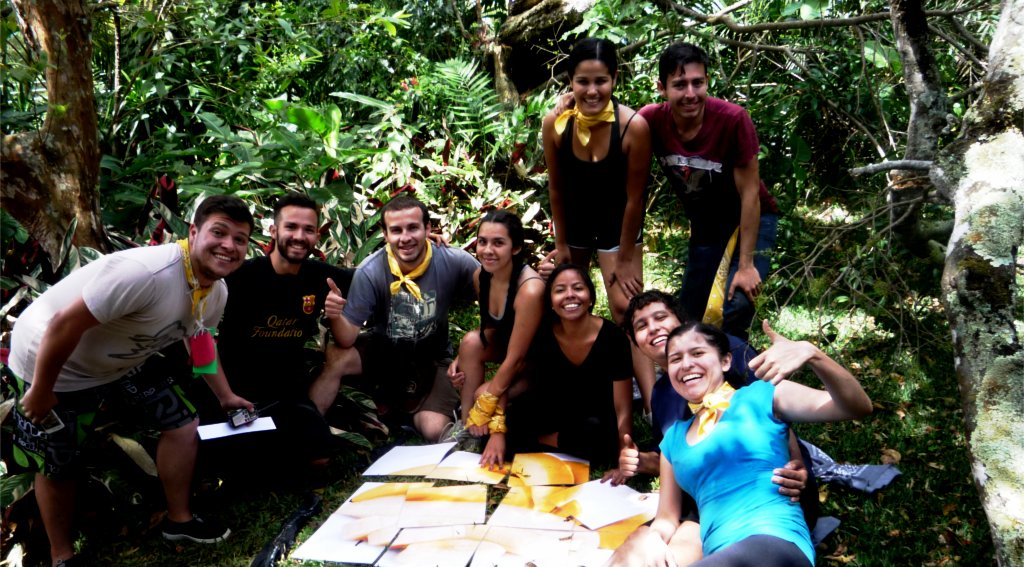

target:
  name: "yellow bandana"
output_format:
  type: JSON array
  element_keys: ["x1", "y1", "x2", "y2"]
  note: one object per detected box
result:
[
  {"x1": 386, "y1": 239, "x2": 432, "y2": 301},
  {"x1": 702, "y1": 227, "x2": 740, "y2": 328},
  {"x1": 687, "y1": 381, "x2": 735, "y2": 441},
  {"x1": 177, "y1": 239, "x2": 211, "y2": 328},
  {"x1": 553, "y1": 100, "x2": 615, "y2": 146}
]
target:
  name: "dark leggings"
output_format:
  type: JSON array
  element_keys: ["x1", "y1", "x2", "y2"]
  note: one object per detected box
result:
[{"x1": 691, "y1": 535, "x2": 811, "y2": 567}]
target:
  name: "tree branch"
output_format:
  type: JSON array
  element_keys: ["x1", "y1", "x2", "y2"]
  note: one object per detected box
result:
[
  {"x1": 929, "y1": 23, "x2": 986, "y2": 69},
  {"x1": 850, "y1": 159, "x2": 933, "y2": 176},
  {"x1": 655, "y1": 0, "x2": 978, "y2": 34}
]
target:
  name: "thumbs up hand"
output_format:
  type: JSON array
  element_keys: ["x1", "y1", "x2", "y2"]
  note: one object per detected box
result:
[
  {"x1": 602, "y1": 434, "x2": 640, "y2": 486},
  {"x1": 325, "y1": 278, "x2": 346, "y2": 319},
  {"x1": 748, "y1": 319, "x2": 818, "y2": 385}
]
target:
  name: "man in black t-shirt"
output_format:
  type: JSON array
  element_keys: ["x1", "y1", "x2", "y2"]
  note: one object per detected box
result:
[{"x1": 194, "y1": 194, "x2": 354, "y2": 476}]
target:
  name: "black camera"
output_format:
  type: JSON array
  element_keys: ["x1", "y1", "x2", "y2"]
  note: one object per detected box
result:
[{"x1": 228, "y1": 408, "x2": 258, "y2": 428}]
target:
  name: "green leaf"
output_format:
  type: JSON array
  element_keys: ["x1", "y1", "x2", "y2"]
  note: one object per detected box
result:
[
  {"x1": 109, "y1": 433, "x2": 158, "y2": 477},
  {"x1": 330, "y1": 92, "x2": 393, "y2": 111},
  {"x1": 153, "y1": 202, "x2": 190, "y2": 238},
  {"x1": 286, "y1": 106, "x2": 328, "y2": 136},
  {"x1": 328, "y1": 427, "x2": 373, "y2": 449},
  {"x1": 0, "y1": 471, "x2": 35, "y2": 509}
]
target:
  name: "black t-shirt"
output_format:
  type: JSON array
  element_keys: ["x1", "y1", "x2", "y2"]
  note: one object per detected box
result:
[
  {"x1": 528, "y1": 318, "x2": 632, "y2": 454},
  {"x1": 217, "y1": 256, "x2": 353, "y2": 402}
]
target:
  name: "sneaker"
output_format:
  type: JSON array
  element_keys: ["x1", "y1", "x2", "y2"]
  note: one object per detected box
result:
[
  {"x1": 162, "y1": 515, "x2": 231, "y2": 543},
  {"x1": 438, "y1": 420, "x2": 468, "y2": 443}
]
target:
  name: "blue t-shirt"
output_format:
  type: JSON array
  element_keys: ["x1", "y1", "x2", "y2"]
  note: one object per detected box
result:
[{"x1": 659, "y1": 380, "x2": 813, "y2": 565}]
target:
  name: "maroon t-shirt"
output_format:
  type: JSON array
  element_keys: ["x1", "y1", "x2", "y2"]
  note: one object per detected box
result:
[{"x1": 641, "y1": 98, "x2": 779, "y2": 244}]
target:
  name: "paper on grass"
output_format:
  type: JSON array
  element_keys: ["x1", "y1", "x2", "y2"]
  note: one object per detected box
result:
[
  {"x1": 375, "y1": 525, "x2": 488, "y2": 567},
  {"x1": 197, "y1": 417, "x2": 275, "y2": 440},
  {"x1": 507, "y1": 452, "x2": 589, "y2": 486},
  {"x1": 468, "y1": 525, "x2": 594, "y2": 567},
  {"x1": 426, "y1": 450, "x2": 511, "y2": 484},
  {"x1": 396, "y1": 484, "x2": 488, "y2": 527},
  {"x1": 545, "y1": 479, "x2": 659, "y2": 530},
  {"x1": 487, "y1": 486, "x2": 583, "y2": 531},
  {"x1": 363, "y1": 442, "x2": 456, "y2": 477},
  {"x1": 290, "y1": 482, "x2": 430, "y2": 565}
]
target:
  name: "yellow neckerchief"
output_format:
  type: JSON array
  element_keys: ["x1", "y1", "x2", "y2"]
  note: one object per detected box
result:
[
  {"x1": 687, "y1": 381, "x2": 736, "y2": 441},
  {"x1": 176, "y1": 239, "x2": 211, "y2": 330},
  {"x1": 554, "y1": 100, "x2": 615, "y2": 147},
  {"x1": 385, "y1": 239, "x2": 432, "y2": 301},
  {"x1": 702, "y1": 227, "x2": 740, "y2": 328}
]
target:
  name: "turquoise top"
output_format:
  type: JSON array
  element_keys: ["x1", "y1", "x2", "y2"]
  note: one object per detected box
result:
[{"x1": 659, "y1": 380, "x2": 813, "y2": 565}]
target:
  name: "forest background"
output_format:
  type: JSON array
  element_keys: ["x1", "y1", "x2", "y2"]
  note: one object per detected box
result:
[{"x1": 0, "y1": 0, "x2": 1022, "y2": 566}]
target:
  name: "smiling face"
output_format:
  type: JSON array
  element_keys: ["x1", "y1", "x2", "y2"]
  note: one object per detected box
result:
[
  {"x1": 549, "y1": 268, "x2": 594, "y2": 322},
  {"x1": 476, "y1": 221, "x2": 518, "y2": 274},
  {"x1": 188, "y1": 213, "x2": 250, "y2": 286},
  {"x1": 383, "y1": 206, "x2": 430, "y2": 270},
  {"x1": 658, "y1": 62, "x2": 709, "y2": 126},
  {"x1": 270, "y1": 205, "x2": 318, "y2": 264},
  {"x1": 631, "y1": 301, "x2": 682, "y2": 368},
  {"x1": 666, "y1": 330, "x2": 732, "y2": 403},
  {"x1": 571, "y1": 59, "x2": 615, "y2": 117}
]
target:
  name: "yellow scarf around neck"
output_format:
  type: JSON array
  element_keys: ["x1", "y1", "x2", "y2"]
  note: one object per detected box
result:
[
  {"x1": 687, "y1": 381, "x2": 736, "y2": 441},
  {"x1": 554, "y1": 100, "x2": 615, "y2": 146},
  {"x1": 386, "y1": 239, "x2": 432, "y2": 301},
  {"x1": 177, "y1": 239, "x2": 212, "y2": 326}
]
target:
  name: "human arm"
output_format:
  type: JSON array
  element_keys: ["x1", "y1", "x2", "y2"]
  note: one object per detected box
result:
[
  {"x1": 201, "y1": 353, "x2": 254, "y2": 412},
  {"x1": 324, "y1": 277, "x2": 353, "y2": 347},
  {"x1": 728, "y1": 156, "x2": 762, "y2": 303},
  {"x1": 772, "y1": 431, "x2": 809, "y2": 502},
  {"x1": 611, "y1": 109, "x2": 651, "y2": 299},
  {"x1": 542, "y1": 111, "x2": 572, "y2": 268},
  {"x1": 335, "y1": 269, "x2": 376, "y2": 349},
  {"x1": 483, "y1": 276, "x2": 545, "y2": 398},
  {"x1": 19, "y1": 297, "x2": 100, "y2": 422},
  {"x1": 753, "y1": 320, "x2": 873, "y2": 422},
  {"x1": 613, "y1": 378, "x2": 633, "y2": 451}
]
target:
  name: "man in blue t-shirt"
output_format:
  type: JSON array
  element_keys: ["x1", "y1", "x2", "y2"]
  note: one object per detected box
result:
[{"x1": 309, "y1": 196, "x2": 478, "y2": 442}]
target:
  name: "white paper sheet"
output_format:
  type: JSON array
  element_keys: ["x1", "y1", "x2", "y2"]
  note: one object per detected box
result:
[
  {"x1": 376, "y1": 525, "x2": 488, "y2": 567},
  {"x1": 426, "y1": 450, "x2": 511, "y2": 484},
  {"x1": 291, "y1": 482, "x2": 429, "y2": 565},
  {"x1": 197, "y1": 417, "x2": 276, "y2": 440},
  {"x1": 363, "y1": 442, "x2": 457, "y2": 476},
  {"x1": 546, "y1": 480, "x2": 660, "y2": 529}
]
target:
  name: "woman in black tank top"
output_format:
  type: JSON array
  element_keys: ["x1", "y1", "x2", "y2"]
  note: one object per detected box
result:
[
  {"x1": 541, "y1": 37, "x2": 657, "y2": 415},
  {"x1": 446, "y1": 210, "x2": 545, "y2": 465}
]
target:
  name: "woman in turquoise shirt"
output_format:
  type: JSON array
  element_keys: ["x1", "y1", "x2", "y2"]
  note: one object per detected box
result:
[{"x1": 623, "y1": 320, "x2": 871, "y2": 566}]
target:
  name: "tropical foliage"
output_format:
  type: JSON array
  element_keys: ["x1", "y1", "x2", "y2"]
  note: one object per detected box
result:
[{"x1": 0, "y1": 0, "x2": 1013, "y2": 564}]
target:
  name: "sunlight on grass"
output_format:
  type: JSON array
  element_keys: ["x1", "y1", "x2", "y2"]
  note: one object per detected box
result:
[
  {"x1": 795, "y1": 203, "x2": 858, "y2": 225},
  {"x1": 767, "y1": 304, "x2": 893, "y2": 351}
]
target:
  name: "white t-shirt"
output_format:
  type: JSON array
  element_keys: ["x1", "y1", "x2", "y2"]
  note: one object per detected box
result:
[{"x1": 9, "y1": 243, "x2": 227, "y2": 392}]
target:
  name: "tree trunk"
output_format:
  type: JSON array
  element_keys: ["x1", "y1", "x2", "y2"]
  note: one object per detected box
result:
[
  {"x1": 1, "y1": 0, "x2": 108, "y2": 268},
  {"x1": 887, "y1": 0, "x2": 950, "y2": 255},
  {"x1": 934, "y1": 0, "x2": 1024, "y2": 563}
]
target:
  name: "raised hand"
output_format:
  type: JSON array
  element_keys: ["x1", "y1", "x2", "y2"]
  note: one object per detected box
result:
[
  {"x1": 325, "y1": 277, "x2": 346, "y2": 319},
  {"x1": 748, "y1": 320, "x2": 818, "y2": 385}
]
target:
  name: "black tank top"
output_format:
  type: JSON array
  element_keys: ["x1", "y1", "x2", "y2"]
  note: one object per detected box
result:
[
  {"x1": 557, "y1": 98, "x2": 628, "y2": 207},
  {"x1": 478, "y1": 261, "x2": 524, "y2": 348}
]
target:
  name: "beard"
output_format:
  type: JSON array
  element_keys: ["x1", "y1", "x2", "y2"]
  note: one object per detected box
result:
[{"x1": 275, "y1": 236, "x2": 312, "y2": 264}]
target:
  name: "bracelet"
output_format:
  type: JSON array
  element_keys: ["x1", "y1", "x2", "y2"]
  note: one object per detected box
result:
[
  {"x1": 467, "y1": 391, "x2": 499, "y2": 427},
  {"x1": 487, "y1": 408, "x2": 507, "y2": 434}
]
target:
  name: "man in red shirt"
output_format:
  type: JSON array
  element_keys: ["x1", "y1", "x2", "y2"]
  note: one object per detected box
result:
[{"x1": 639, "y1": 43, "x2": 780, "y2": 340}]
